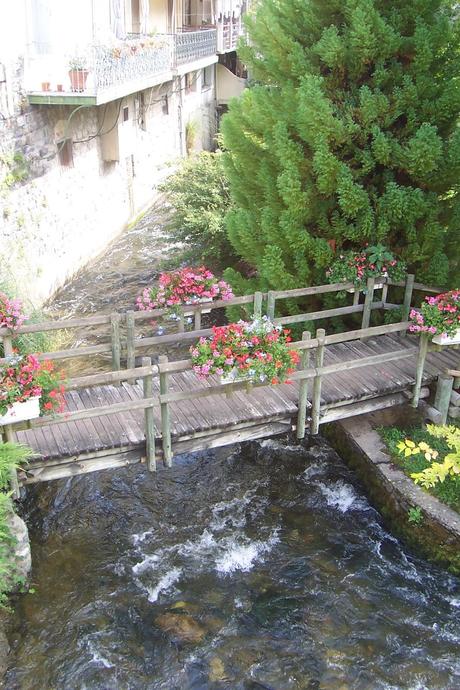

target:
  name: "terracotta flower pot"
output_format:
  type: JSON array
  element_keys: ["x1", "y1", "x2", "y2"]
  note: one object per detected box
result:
[{"x1": 68, "y1": 69, "x2": 89, "y2": 93}]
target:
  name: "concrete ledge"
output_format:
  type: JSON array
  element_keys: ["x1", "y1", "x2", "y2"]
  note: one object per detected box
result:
[{"x1": 323, "y1": 407, "x2": 460, "y2": 574}]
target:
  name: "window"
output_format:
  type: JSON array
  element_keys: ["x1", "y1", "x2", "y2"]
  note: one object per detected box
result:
[
  {"x1": 57, "y1": 138, "x2": 73, "y2": 167},
  {"x1": 202, "y1": 65, "x2": 213, "y2": 90},
  {"x1": 162, "y1": 94, "x2": 169, "y2": 115},
  {"x1": 185, "y1": 72, "x2": 197, "y2": 94},
  {"x1": 123, "y1": 105, "x2": 129, "y2": 122}
]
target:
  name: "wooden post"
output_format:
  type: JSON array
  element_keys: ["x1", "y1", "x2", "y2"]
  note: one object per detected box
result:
[
  {"x1": 2, "y1": 425, "x2": 20, "y2": 499},
  {"x1": 311, "y1": 328, "x2": 325, "y2": 435},
  {"x1": 126, "y1": 311, "x2": 136, "y2": 371},
  {"x1": 194, "y1": 308, "x2": 202, "y2": 331},
  {"x1": 142, "y1": 356, "x2": 156, "y2": 472},
  {"x1": 253, "y1": 291, "x2": 263, "y2": 319},
  {"x1": 2, "y1": 334, "x2": 13, "y2": 357},
  {"x1": 381, "y1": 283, "x2": 388, "y2": 306},
  {"x1": 412, "y1": 333, "x2": 429, "y2": 407},
  {"x1": 178, "y1": 312, "x2": 185, "y2": 333},
  {"x1": 159, "y1": 354, "x2": 173, "y2": 467},
  {"x1": 401, "y1": 273, "x2": 415, "y2": 338},
  {"x1": 361, "y1": 277, "x2": 375, "y2": 335},
  {"x1": 267, "y1": 291, "x2": 276, "y2": 320},
  {"x1": 352, "y1": 290, "x2": 360, "y2": 307},
  {"x1": 296, "y1": 331, "x2": 311, "y2": 439},
  {"x1": 110, "y1": 313, "x2": 121, "y2": 371},
  {"x1": 434, "y1": 373, "x2": 454, "y2": 425}
]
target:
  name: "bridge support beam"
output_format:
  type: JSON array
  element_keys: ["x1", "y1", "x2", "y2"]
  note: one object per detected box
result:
[
  {"x1": 142, "y1": 357, "x2": 156, "y2": 472},
  {"x1": 434, "y1": 373, "x2": 454, "y2": 425},
  {"x1": 311, "y1": 328, "x2": 326, "y2": 435},
  {"x1": 296, "y1": 331, "x2": 311, "y2": 439}
]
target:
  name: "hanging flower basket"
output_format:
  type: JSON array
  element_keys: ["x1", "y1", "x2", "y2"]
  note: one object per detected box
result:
[
  {"x1": 190, "y1": 316, "x2": 300, "y2": 384},
  {"x1": 410, "y1": 290, "x2": 460, "y2": 344},
  {"x1": 136, "y1": 267, "x2": 234, "y2": 320},
  {"x1": 326, "y1": 244, "x2": 406, "y2": 292},
  {"x1": 0, "y1": 396, "x2": 41, "y2": 426},
  {"x1": 0, "y1": 354, "x2": 66, "y2": 423}
]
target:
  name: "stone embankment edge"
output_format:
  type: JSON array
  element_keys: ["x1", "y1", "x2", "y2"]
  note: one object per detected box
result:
[{"x1": 323, "y1": 413, "x2": 460, "y2": 575}]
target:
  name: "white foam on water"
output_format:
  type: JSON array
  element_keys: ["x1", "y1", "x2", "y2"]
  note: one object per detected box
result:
[
  {"x1": 303, "y1": 462, "x2": 326, "y2": 480},
  {"x1": 215, "y1": 530, "x2": 280, "y2": 574},
  {"x1": 83, "y1": 638, "x2": 114, "y2": 669},
  {"x1": 145, "y1": 567, "x2": 183, "y2": 603},
  {"x1": 132, "y1": 529, "x2": 153, "y2": 546},
  {"x1": 316, "y1": 480, "x2": 369, "y2": 513},
  {"x1": 210, "y1": 489, "x2": 266, "y2": 531},
  {"x1": 449, "y1": 597, "x2": 460, "y2": 608}
]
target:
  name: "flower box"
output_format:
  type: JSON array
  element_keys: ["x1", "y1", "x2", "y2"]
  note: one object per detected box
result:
[
  {"x1": 220, "y1": 368, "x2": 254, "y2": 385},
  {"x1": 0, "y1": 396, "x2": 40, "y2": 426},
  {"x1": 347, "y1": 282, "x2": 384, "y2": 294},
  {"x1": 137, "y1": 267, "x2": 233, "y2": 320},
  {"x1": 432, "y1": 328, "x2": 460, "y2": 346}
]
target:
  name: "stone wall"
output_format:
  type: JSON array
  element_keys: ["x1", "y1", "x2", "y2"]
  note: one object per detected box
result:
[{"x1": 0, "y1": 58, "x2": 216, "y2": 305}]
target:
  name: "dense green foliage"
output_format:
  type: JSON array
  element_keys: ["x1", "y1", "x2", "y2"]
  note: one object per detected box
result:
[
  {"x1": 158, "y1": 152, "x2": 238, "y2": 270},
  {"x1": 221, "y1": 0, "x2": 460, "y2": 294},
  {"x1": 380, "y1": 425, "x2": 460, "y2": 513},
  {"x1": 0, "y1": 443, "x2": 33, "y2": 609}
]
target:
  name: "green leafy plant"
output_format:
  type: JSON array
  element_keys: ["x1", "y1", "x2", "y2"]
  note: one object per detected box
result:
[
  {"x1": 221, "y1": 0, "x2": 460, "y2": 294},
  {"x1": 411, "y1": 425, "x2": 460, "y2": 489},
  {"x1": 0, "y1": 443, "x2": 34, "y2": 609},
  {"x1": 158, "y1": 151, "x2": 237, "y2": 270},
  {"x1": 327, "y1": 245, "x2": 406, "y2": 290},
  {"x1": 407, "y1": 506, "x2": 423, "y2": 525}
]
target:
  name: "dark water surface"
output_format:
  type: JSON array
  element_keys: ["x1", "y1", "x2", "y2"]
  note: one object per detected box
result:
[
  {"x1": 6, "y1": 206, "x2": 460, "y2": 689},
  {"x1": 6, "y1": 438, "x2": 460, "y2": 690}
]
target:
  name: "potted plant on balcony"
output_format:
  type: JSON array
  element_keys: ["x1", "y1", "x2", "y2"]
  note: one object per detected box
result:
[
  {"x1": 326, "y1": 244, "x2": 406, "y2": 292},
  {"x1": 190, "y1": 316, "x2": 300, "y2": 384},
  {"x1": 409, "y1": 290, "x2": 460, "y2": 345},
  {"x1": 68, "y1": 56, "x2": 89, "y2": 92},
  {"x1": 0, "y1": 354, "x2": 66, "y2": 425},
  {"x1": 136, "y1": 266, "x2": 234, "y2": 320},
  {"x1": 0, "y1": 293, "x2": 27, "y2": 332}
]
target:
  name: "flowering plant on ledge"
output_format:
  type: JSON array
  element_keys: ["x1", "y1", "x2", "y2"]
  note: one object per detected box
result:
[
  {"x1": 190, "y1": 316, "x2": 300, "y2": 384},
  {"x1": 0, "y1": 354, "x2": 66, "y2": 419},
  {"x1": 326, "y1": 244, "x2": 406, "y2": 290},
  {"x1": 0, "y1": 293, "x2": 27, "y2": 331},
  {"x1": 409, "y1": 290, "x2": 460, "y2": 340},
  {"x1": 136, "y1": 266, "x2": 234, "y2": 318}
]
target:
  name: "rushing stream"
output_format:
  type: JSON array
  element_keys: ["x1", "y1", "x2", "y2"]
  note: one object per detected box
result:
[{"x1": 5, "y1": 206, "x2": 460, "y2": 689}]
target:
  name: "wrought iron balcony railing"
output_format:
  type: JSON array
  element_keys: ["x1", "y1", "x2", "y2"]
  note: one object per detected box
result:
[
  {"x1": 26, "y1": 28, "x2": 218, "y2": 103},
  {"x1": 174, "y1": 28, "x2": 217, "y2": 66}
]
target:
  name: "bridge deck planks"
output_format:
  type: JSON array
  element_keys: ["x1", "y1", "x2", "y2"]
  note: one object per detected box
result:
[{"x1": 15, "y1": 335, "x2": 459, "y2": 468}]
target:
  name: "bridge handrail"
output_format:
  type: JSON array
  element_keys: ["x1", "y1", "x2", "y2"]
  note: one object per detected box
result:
[{"x1": 0, "y1": 273, "x2": 432, "y2": 373}]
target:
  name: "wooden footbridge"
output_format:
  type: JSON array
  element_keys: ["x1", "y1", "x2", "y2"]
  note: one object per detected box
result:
[{"x1": 1, "y1": 276, "x2": 458, "y2": 485}]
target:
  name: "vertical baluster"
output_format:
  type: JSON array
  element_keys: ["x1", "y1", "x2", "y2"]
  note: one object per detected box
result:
[
  {"x1": 253, "y1": 291, "x2": 263, "y2": 319},
  {"x1": 126, "y1": 311, "x2": 136, "y2": 371},
  {"x1": 412, "y1": 332, "x2": 429, "y2": 407},
  {"x1": 361, "y1": 277, "x2": 375, "y2": 336},
  {"x1": 142, "y1": 356, "x2": 156, "y2": 472},
  {"x1": 401, "y1": 273, "x2": 415, "y2": 339},
  {"x1": 311, "y1": 328, "x2": 325, "y2": 435},
  {"x1": 267, "y1": 291, "x2": 276, "y2": 320},
  {"x1": 296, "y1": 331, "x2": 311, "y2": 439},
  {"x1": 178, "y1": 311, "x2": 185, "y2": 333},
  {"x1": 352, "y1": 290, "x2": 360, "y2": 307},
  {"x1": 194, "y1": 308, "x2": 202, "y2": 331},
  {"x1": 110, "y1": 313, "x2": 121, "y2": 371},
  {"x1": 159, "y1": 355, "x2": 172, "y2": 467}
]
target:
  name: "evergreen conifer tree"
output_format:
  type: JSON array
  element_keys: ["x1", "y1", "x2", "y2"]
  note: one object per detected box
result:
[{"x1": 221, "y1": 0, "x2": 460, "y2": 293}]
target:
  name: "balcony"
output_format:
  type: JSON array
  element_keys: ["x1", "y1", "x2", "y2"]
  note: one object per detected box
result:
[
  {"x1": 26, "y1": 29, "x2": 218, "y2": 106},
  {"x1": 217, "y1": 19, "x2": 243, "y2": 53},
  {"x1": 175, "y1": 28, "x2": 217, "y2": 68}
]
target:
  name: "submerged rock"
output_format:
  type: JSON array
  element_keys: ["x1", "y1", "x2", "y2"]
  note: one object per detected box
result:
[
  {"x1": 155, "y1": 612, "x2": 206, "y2": 643},
  {"x1": 208, "y1": 655, "x2": 226, "y2": 682}
]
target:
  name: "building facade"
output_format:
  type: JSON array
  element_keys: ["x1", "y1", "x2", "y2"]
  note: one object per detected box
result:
[{"x1": 0, "y1": 0, "x2": 247, "y2": 303}]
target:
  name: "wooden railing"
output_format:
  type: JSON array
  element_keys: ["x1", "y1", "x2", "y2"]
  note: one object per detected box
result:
[
  {"x1": 0, "y1": 273, "x2": 434, "y2": 369},
  {"x1": 1, "y1": 274, "x2": 450, "y2": 475}
]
